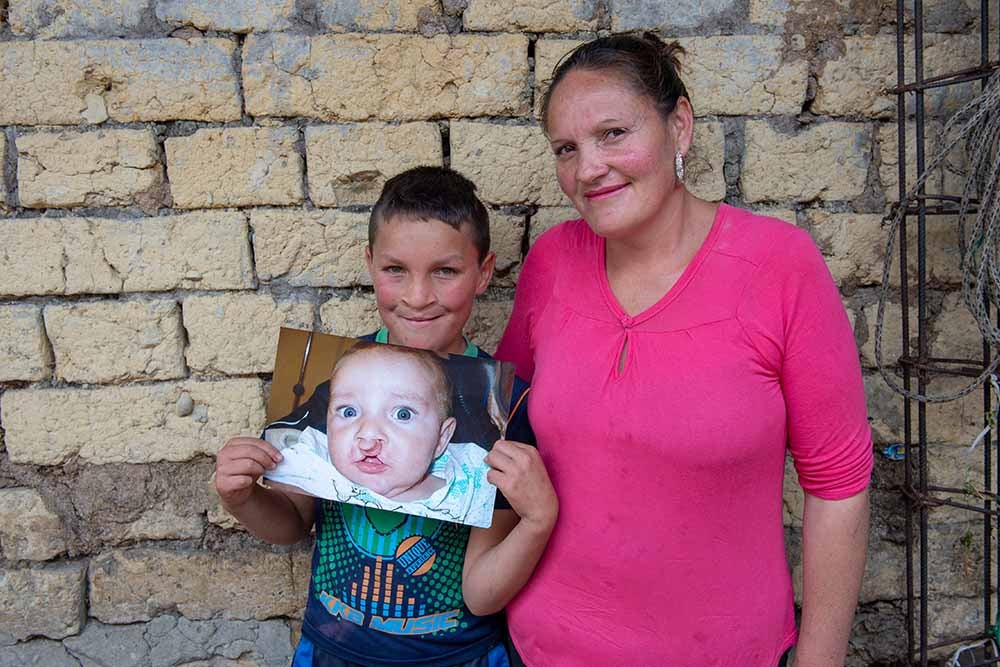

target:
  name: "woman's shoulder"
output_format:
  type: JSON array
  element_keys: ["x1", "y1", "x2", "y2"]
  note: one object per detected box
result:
[
  {"x1": 715, "y1": 204, "x2": 818, "y2": 267},
  {"x1": 527, "y1": 216, "x2": 593, "y2": 259}
]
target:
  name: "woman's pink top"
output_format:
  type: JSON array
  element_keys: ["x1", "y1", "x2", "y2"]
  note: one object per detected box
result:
[{"x1": 496, "y1": 204, "x2": 873, "y2": 666}]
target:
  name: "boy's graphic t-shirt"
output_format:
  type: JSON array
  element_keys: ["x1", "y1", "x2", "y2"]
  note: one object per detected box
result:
[{"x1": 265, "y1": 332, "x2": 535, "y2": 666}]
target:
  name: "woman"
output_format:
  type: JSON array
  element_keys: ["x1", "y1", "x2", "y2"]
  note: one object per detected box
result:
[{"x1": 496, "y1": 33, "x2": 872, "y2": 666}]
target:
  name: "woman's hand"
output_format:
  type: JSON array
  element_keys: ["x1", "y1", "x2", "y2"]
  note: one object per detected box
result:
[
  {"x1": 485, "y1": 439, "x2": 558, "y2": 532},
  {"x1": 214, "y1": 436, "x2": 283, "y2": 510}
]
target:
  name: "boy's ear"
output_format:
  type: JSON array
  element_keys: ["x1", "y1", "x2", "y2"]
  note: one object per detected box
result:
[
  {"x1": 435, "y1": 417, "x2": 457, "y2": 458},
  {"x1": 475, "y1": 251, "x2": 496, "y2": 295},
  {"x1": 365, "y1": 245, "x2": 374, "y2": 273}
]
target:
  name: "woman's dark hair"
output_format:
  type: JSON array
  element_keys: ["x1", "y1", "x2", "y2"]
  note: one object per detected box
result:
[
  {"x1": 369, "y1": 166, "x2": 490, "y2": 262},
  {"x1": 541, "y1": 32, "x2": 689, "y2": 132}
]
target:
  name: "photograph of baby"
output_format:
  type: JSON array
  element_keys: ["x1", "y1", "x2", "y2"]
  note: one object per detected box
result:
[{"x1": 263, "y1": 335, "x2": 514, "y2": 528}]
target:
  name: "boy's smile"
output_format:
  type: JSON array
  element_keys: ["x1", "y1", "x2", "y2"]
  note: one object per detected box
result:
[
  {"x1": 366, "y1": 216, "x2": 495, "y2": 355},
  {"x1": 327, "y1": 347, "x2": 456, "y2": 501}
]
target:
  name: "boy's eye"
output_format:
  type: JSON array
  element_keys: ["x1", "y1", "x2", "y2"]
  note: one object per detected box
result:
[
  {"x1": 392, "y1": 407, "x2": 414, "y2": 422},
  {"x1": 435, "y1": 267, "x2": 458, "y2": 277},
  {"x1": 382, "y1": 265, "x2": 404, "y2": 274},
  {"x1": 337, "y1": 406, "x2": 358, "y2": 418}
]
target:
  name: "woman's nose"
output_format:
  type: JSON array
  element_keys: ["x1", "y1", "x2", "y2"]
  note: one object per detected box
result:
[{"x1": 576, "y1": 147, "x2": 609, "y2": 182}]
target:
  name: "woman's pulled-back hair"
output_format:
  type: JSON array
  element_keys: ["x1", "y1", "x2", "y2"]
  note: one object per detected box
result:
[{"x1": 541, "y1": 31, "x2": 689, "y2": 132}]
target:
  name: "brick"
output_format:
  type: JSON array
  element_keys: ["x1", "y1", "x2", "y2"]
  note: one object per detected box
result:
[
  {"x1": 44, "y1": 300, "x2": 185, "y2": 384},
  {"x1": 0, "y1": 39, "x2": 240, "y2": 125},
  {"x1": 742, "y1": 121, "x2": 870, "y2": 203},
  {"x1": 686, "y1": 121, "x2": 726, "y2": 202},
  {"x1": 0, "y1": 564, "x2": 85, "y2": 642},
  {"x1": 931, "y1": 292, "x2": 982, "y2": 362},
  {"x1": 805, "y1": 210, "x2": 886, "y2": 287},
  {"x1": 0, "y1": 213, "x2": 254, "y2": 298},
  {"x1": 0, "y1": 305, "x2": 51, "y2": 382},
  {"x1": 450, "y1": 121, "x2": 567, "y2": 206},
  {"x1": 17, "y1": 129, "x2": 165, "y2": 209},
  {"x1": 860, "y1": 301, "x2": 917, "y2": 369},
  {"x1": 315, "y1": 0, "x2": 438, "y2": 31},
  {"x1": 319, "y1": 294, "x2": 382, "y2": 338},
  {"x1": 243, "y1": 33, "x2": 529, "y2": 121},
  {"x1": 305, "y1": 123, "x2": 442, "y2": 207},
  {"x1": 8, "y1": 0, "x2": 149, "y2": 37},
  {"x1": 166, "y1": 128, "x2": 304, "y2": 208},
  {"x1": 89, "y1": 547, "x2": 298, "y2": 623},
  {"x1": 814, "y1": 34, "x2": 981, "y2": 119},
  {"x1": 491, "y1": 212, "x2": 526, "y2": 287},
  {"x1": 124, "y1": 510, "x2": 203, "y2": 541},
  {"x1": 876, "y1": 120, "x2": 961, "y2": 200},
  {"x1": 465, "y1": 299, "x2": 513, "y2": 354},
  {"x1": 0, "y1": 489, "x2": 66, "y2": 561},
  {"x1": 865, "y1": 372, "x2": 985, "y2": 448},
  {"x1": 1, "y1": 378, "x2": 265, "y2": 465},
  {"x1": 184, "y1": 293, "x2": 314, "y2": 374},
  {"x1": 156, "y1": 0, "x2": 296, "y2": 32},
  {"x1": 611, "y1": 0, "x2": 739, "y2": 30},
  {"x1": 750, "y1": 207, "x2": 797, "y2": 225},
  {"x1": 530, "y1": 206, "x2": 579, "y2": 245},
  {"x1": 251, "y1": 209, "x2": 370, "y2": 288},
  {"x1": 464, "y1": 0, "x2": 599, "y2": 31}
]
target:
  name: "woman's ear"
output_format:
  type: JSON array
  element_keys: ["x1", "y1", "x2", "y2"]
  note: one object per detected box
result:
[{"x1": 670, "y1": 96, "x2": 695, "y2": 156}]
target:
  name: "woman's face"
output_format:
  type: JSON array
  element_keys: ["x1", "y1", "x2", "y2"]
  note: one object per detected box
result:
[{"x1": 546, "y1": 68, "x2": 686, "y2": 241}]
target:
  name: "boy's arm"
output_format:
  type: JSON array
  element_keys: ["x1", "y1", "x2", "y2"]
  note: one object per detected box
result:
[
  {"x1": 462, "y1": 439, "x2": 557, "y2": 616},
  {"x1": 215, "y1": 436, "x2": 316, "y2": 545}
]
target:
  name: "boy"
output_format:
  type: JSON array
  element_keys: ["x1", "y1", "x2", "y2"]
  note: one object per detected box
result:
[
  {"x1": 264, "y1": 341, "x2": 498, "y2": 527},
  {"x1": 215, "y1": 167, "x2": 557, "y2": 667}
]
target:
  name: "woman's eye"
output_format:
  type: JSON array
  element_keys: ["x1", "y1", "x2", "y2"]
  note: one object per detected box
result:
[
  {"x1": 604, "y1": 127, "x2": 626, "y2": 140},
  {"x1": 337, "y1": 406, "x2": 358, "y2": 418},
  {"x1": 392, "y1": 407, "x2": 413, "y2": 422},
  {"x1": 553, "y1": 144, "x2": 575, "y2": 158}
]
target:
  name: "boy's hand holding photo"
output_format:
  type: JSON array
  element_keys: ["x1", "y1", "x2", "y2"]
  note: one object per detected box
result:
[
  {"x1": 486, "y1": 439, "x2": 558, "y2": 532},
  {"x1": 214, "y1": 436, "x2": 283, "y2": 509}
]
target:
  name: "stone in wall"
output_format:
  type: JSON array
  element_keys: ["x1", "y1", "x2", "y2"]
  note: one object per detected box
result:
[
  {"x1": 0, "y1": 39, "x2": 240, "y2": 125},
  {"x1": 930, "y1": 292, "x2": 983, "y2": 362},
  {"x1": 530, "y1": 206, "x2": 579, "y2": 245},
  {"x1": 251, "y1": 209, "x2": 370, "y2": 288},
  {"x1": 0, "y1": 564, "x2": 86, "y2": 642},
  {"x1": 491, "y1": 212, "x2": 526, "y2": 287},
  {"x1": 814, "y1": 34, "x2": 982, "y2": 119},
  {"x1": 450, "y1": 121, "x2": 568, "y2": 206},
  {"x1": 305, "y1": 123, "x2": 442, "y2": 207},
  {"x1": 805, "y1": 210, "x2": 887, "y2": 287},
  {"x1": 1, "y1": 378, "x2": 265, "y2": 465},
  {"x1": 44, "y1": 299, "x2": 186, "y2": 384},
  {"x1": 59, "y1": 616, "x2": 293, "y2": 667},
  {"x1": 465, "y1": 300, "x2": 514, "y2": 353},
  {"x1": 865, "y1": 372, "x2": 986, "y2": 448},
  {"x1": 319, "y1": 294, "x2": 382, "y2": 338},
  {"x1": 166, "y1": 128, "x2": 304, "y2": 208},
  {"x1": 0, "y1": 488, "x2": 66, "y2": 561},
  {"x1": 0, "y1": 213, "x2": 254, "y2": 298},
  {"x1": 0, "y1": 639, "x2": 79, "y2": 667},
  {"x1": 0, "y1": 304, "x2": 51, "y2": 382},
  {"x1": 687, "y1": 121, "x2": 726, "y2": 202},
  {"x1": 748, "y1": 0, "x2": 788, "y2": 26},
  {"x1": 859, "y1": 301, "x2": 918, "y2": 370},
  {"x1": 156, "y1": 0, "x2": 296, "y2": 33},
  {"x1": 183, "y1": 293, "x2": 314, "y2": 375},
  {"x1": 533, "y1": 39, "x2": 584, "y2": 119},
  {"x1": 243, "y1": 33, "x2": 529, "y2": 121},
  {"x1": 123, "y1": 509, "x2": 204, "y2": 542},
  {"x1": 0, "y1": 133, "x2": 5, "y2": 208},
  {"x1": 742, "y1": 121, "x2": 870, "y2": 203},
  {"x1": 7, "y1": 0, "x2": 150, "y2": 38},
  {"x1": 464, "y1": 0, "x2": 600, "y2": 32},
  {"x1": 89, "y1": 547, "x2": 298, "y2": 623},
  {"x1": 17, "y1": 129, "x2": 165, "y2": 209},
  {"x1": 611, "y1": 0, "x2": 739, "y2": 31},
  {"x1": 315, "y1": 0, "x2": 438, "y2": 32}
]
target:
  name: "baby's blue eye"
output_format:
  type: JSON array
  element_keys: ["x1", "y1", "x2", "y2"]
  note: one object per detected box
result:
[
  {"x1": 392, "y1": 407, "x2": 413, "y2": 422},
  {"x1": 337, "y1": 406, "x2": 358, "y2": 418}
]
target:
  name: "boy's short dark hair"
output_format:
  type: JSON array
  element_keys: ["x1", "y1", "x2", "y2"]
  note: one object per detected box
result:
[{"x1": 369, "y1": 166, "x2": 491, "y2": 262}]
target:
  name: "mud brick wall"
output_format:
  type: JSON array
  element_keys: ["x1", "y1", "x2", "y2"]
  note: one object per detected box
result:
[{"x1": 0, "y1": 0, "x2": 992, "y2": 664}]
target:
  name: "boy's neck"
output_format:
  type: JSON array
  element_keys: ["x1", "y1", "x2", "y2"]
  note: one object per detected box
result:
[{"x1": 375, "y1": 327, "x2": 479, "y2": 358}]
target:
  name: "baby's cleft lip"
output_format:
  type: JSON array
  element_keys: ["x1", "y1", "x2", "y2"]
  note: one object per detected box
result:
[{"x1": 355, "y1": 457, "x2": 388, "y2": 474}]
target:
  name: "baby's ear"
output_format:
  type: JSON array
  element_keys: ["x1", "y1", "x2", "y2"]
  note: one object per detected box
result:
[{"x1": 436, "y1": 417, "x2": 457, "y2": 457}]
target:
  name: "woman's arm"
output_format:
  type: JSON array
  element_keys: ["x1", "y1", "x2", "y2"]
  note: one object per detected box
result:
[
  {"x1": 462, "y1": 440, "x2": 558, "y2": 616},
  {"x1": 794, "y1": 488, "x2": 870, "y2": 667}
]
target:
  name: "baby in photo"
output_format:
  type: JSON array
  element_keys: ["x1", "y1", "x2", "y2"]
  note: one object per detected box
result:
[{"x1": 265, "y1": 341, "x2": 497, "y2": 527}]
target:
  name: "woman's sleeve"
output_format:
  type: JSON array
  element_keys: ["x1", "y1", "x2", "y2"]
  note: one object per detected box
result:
[
  {"x1": 741, "y1": 228, "x2": 873, "y2": 500},
  {"x1": 495, "y1": 224, "x2": 563, "y2": 382}
]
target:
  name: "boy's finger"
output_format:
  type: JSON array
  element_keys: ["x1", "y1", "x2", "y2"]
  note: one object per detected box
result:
[
  {"x1": 224, "y1": 437, "x2": 284, "y2": 463},
  {"x1": 484, "y1": 447, "x2": 517, "y2": 472},
  {"x1": 220, "y1": 446, "x2": 280, "y2": 471}
]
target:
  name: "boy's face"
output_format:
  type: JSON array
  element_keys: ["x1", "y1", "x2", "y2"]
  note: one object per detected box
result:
[
  {"x1": 366, "y1": 216, "x2": 495, "y2": 355},
  {"x1": 327, "y1": 349, "x2": 456, "y2": 500}
]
